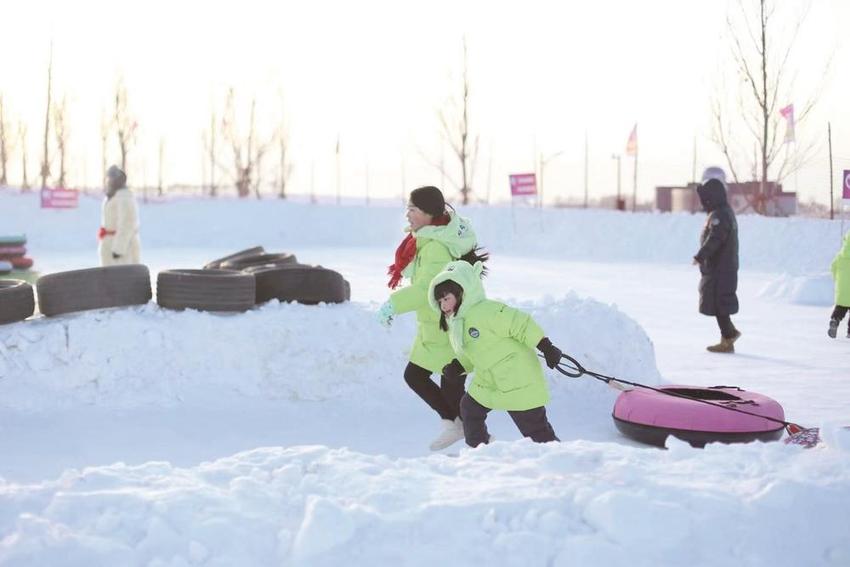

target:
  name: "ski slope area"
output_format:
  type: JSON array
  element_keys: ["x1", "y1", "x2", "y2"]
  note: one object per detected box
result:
[{"x1": 1, "y1": 189, "x2": 849, "y2": 566}]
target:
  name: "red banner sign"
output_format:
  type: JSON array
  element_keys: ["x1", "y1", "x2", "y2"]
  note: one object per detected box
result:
[
  {"x1": 843, "y1": 170, "x2": 850, "y2": 200},
  {"x1": 509, "y1": 173, "x2": 537, "y2": 197},
  {"x1": 41, "y1": 188, "x2": 79, "y2": 209}
]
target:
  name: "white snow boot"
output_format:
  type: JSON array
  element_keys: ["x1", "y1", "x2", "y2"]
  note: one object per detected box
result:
[{"x1": 429, "y1": 418, "x2": 465, "y2": 451}]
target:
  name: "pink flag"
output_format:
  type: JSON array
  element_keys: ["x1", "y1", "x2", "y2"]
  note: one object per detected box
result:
[
  {"x1": 625, "y1": 124, "x2": 638, "y2": 156},
  {"x1": 779, "y1": 104, "x2": 795, "y2": 143}
]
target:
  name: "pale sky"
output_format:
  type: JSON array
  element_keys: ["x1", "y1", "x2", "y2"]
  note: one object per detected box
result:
[{"x1": 1, "y1": 0, "x2": 848, "y2": 206}]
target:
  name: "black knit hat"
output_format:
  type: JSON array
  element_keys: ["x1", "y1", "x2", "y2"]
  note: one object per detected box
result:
[{"x1": 409, "y1": 186, "x2": 446, "y2": 217}]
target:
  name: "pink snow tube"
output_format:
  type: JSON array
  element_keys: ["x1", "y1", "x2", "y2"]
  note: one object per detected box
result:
[{"x1": 613, "y1": 385, "x2": 786, "y2": 447}]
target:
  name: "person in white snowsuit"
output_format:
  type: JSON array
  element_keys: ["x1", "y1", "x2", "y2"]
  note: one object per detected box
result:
[{"x1": 98, "y1": 165, "x2": 141, "y2": 266}]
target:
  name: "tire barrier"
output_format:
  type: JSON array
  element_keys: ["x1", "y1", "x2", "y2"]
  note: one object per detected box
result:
[
  {"x1": 219, "y1": 252, "x2": 298, "y2": 271},
  {"x1": 203, "y1": 246, "x2": 265, "y2": 270},
  {"x1": 157, "y1": 269, "x2": 255, "y2": 312},
  {"x1": 36, "y1": 265, "x2": 153, "y2": 317},
  {"x1": 0, "y1": 279, "x2": 35, "y2": 325},
  {"x1": 245, "y1": 264, "x2": 348, "y2": 305}
]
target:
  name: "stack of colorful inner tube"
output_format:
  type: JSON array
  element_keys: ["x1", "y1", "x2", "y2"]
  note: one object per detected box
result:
[{"x1": 0, "y1": 235, "x2": 35, "y2": 279}]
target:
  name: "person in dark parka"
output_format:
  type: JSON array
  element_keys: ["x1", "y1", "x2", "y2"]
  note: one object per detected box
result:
[{"x1": 693, "y1": 167, "x2": 741, "y2": 353}]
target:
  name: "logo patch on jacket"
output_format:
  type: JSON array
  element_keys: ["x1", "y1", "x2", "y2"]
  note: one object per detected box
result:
[
  {"x1": 468, "y1": 327, "x2": 480, "y2": 338},
  {"x1": 711, "y1": 217, "x2": 720, "y2": 226}
]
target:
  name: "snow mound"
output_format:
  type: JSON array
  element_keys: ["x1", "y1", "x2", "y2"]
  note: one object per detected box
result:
[
  {"x1": 758, "y1": 273, "x2": 835, "y2": 306},
  {"x1": 0, "y1": 295, "x2": 659, "y2": 413},
  {"x1": 1, "y1": 441, "x2": 848, "y2": 566}
]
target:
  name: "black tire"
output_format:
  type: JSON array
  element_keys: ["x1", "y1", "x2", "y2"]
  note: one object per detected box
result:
[
  {"x1": 220, "y1": 252, "x2": 298, "y2": 271},
  {"x1": 157, "y1": 269, "x2": 255, "y2": 312},
  {"x1": 246, "y1": 264, "x2": 348, "y2": 305},
  {"x1": 36, "y1": 265, "x2": 152, "y2": 317},
  {"x1": 0, "y1": 279, "x2": 35, "y2": 325},
  {"x1": 203, "y1": 246, "x2": 265, "y2": 270}
]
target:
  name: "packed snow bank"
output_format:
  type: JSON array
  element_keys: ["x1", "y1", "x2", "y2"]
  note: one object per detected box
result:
[
  {"x1": 0, "y1": 294, "x2": 659, "y2": 414},
  {"x1": 2, "y1": 438, "x2": 849, "y2": 567},
  {"x1": 1, "y1": 189, "x2": 844, "y2": 275},
  {"x1": 758, "y1": 273, "x2": 835, "y2": 306}
]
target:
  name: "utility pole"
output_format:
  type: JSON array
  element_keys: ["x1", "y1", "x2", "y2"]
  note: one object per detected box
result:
[
  {"x1": 583, "y1": 131, "x2": 589, "y2": 208},
  {"x1": 612, "y1": 154, "x2": 622, "y2": 210},
  {"x1": 828, "y1": 122, "x2": 834, "y2": 221}
]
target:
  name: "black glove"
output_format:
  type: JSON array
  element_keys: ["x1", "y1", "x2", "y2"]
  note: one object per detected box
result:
[
  {"x1": 537, "y1": 337, "x2": 562, "y2": 369},
  {"x1": 112, "y1": 252, "x2": 122, "y2": 259},
  {"x1": 442, "y1": 359, "x2": 466, "y2": 381}
]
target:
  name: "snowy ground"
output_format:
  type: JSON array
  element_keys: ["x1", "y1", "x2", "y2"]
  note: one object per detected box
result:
[{"x1": 1, "y1": 190, "x2": 849, "y2": 566}]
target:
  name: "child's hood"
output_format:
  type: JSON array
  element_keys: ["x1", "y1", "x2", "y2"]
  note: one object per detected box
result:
[
  {"x1": 415, "y1": 212, "x2": 477, "y2": 258},
  {"x1": 428, "y1": 260, "x2": 486, "y2": 317},
  {"x1": 841, "y1": 233, "x2": 850, "y2": 258}
]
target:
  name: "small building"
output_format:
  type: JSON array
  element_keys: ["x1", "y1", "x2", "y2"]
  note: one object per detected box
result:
[{"x1": 656, "y1": 181, "x2": 797, "y2": 216}]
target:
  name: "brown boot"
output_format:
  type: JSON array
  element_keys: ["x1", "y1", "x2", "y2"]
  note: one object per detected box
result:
[{"x1": 707, "y1": 336, "x2": 735, "y2": 353}]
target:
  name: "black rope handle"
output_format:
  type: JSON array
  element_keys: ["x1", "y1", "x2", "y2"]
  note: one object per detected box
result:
[{"x1": 543, "y1": 353, "x2": 807, "y2": 433}]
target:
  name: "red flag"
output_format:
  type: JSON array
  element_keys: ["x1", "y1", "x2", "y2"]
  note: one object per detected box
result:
[
  {"x1": 625, "y1": 124, "x2": 638, "y2": 156},
  {"x1": 779, "y1": 104, "x2": 795, "y2": 143}
]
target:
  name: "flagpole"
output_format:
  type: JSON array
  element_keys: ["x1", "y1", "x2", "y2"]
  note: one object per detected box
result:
[
  {"x1": 632, "y1": 145, "x2": 638, "y2": 213},
  {"x1": 335, "y1": 134, "x2": 341, "y2": 205},
  {"x1": 828, "y1": 122, "x2": 834, "y2": 221}
]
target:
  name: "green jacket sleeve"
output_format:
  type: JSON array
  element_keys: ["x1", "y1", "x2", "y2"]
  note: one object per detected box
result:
[
  {"x1": 389, "y1": 241, "x2": 452, "y2": 314},
  {"x1": 489, "y1": 303, "x2": 545, "y2": 350},
  {"x1": 832, "y1": 256, "x2": 838, "y2": 278}
]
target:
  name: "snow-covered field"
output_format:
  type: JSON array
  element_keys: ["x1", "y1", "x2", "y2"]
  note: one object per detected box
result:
[{"x1": 1, "y1": 189, "x2": 849, "y2": 566}]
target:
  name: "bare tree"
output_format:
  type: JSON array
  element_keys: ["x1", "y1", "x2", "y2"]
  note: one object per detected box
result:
[
  {"x1": 113, "y1": 77, "x2": 137, "y2": 171},
  {"x1": 53, "y1": 95, "x2": 69, "y2": 188},
  {"x1": 0, "y1": 94, "x2": 12, "y2": 186},
  {"x1": 100, "y1": 109, "x2": 109, "y2": 182},
  {"x1": 276, "y1": 96, "x2": 293, "y2": 199},
  {"x1": 220, "y1": 88, "x2": 274, "y2": 199},
  {"x1": 711, "y1": 0, "x2": 830, "y2": 213},
  {"x1": 421, "y1": 37, "x2": 479, "y2": 205},
  {"x1": 18, "y1": 123, "x2": 30, "y2": 190},
  {"x1": 40, "y1": 43, "x2": 53, "y2": 189},
  {"x1": 205, "y1": 111, "x2": 217, "y2": 197},
  {"x1": 157, "y1": 137, "x2": 165, "y2": 197}
]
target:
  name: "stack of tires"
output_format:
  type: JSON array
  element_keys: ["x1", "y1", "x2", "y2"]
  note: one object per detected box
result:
[
  {"x1": 0, "y1": 234, "x2": 35, "y2": 281},
  {"x1": 203, "y1": 247, "x2": 350, "y2": 305}
]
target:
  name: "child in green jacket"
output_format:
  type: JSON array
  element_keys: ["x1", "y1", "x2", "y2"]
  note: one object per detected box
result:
[
  {"x1": 428, "y1": 260, "x2": 563, "y2": 447},
  {"x1": 829, "y1": 232, "x2": 850, "y2": 338}
]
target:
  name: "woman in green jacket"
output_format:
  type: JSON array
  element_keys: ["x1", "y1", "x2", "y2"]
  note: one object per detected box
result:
[
  {"x1": 828, "y1": 232, "x2": 850, "y2": 338},
  {"x1": 377, "y1": 186, "x2": 486, "y2": 450},
  {"x1": 428, "y1": 260, "x2": 563, "y2": 448}
]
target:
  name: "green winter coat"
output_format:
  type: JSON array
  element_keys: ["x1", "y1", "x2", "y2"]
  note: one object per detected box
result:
[
  {"x1": 832, "y1": 233, "x2": 850, "y2": 307},
  {"x1": 428, "y1": 261, "x2": 549, "y2": 411},
  {"x1": 390, "y1": 213, "x2": 477, "y2": 373}
]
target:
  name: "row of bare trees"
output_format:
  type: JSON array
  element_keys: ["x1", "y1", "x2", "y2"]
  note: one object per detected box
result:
[{"x1": 2, "y1": 2, "x2": 832, "y2": 211}]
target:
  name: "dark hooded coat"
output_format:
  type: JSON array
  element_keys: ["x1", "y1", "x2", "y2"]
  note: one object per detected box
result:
[{"x1": 694, "y1": 179, "x2": 739, "y2": 316}]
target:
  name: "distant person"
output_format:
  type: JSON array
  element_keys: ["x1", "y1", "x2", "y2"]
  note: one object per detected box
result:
[
  {"x1": 376, "y1": 186, "x2": 487, "y2": 451},
  {"x1": 428, "y1": 260, "x2": 562, "y2": 448},
  {"x1": 828, "y1": 231, "x2": 850, "y2": 338},
  {"x1": 693, "y1": 167, "x2": 741, "y2": 353},
  {"x1": 98, "y1": 165, "x2": 140, "y2": 266}
]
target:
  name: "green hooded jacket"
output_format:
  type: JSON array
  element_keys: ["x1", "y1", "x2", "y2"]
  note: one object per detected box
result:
[
  {"x1": 832, "y1": 233, "x2": 850, "y2": 306},
  {"x1": 390, "y1": 213, "x2": 477, "y2": 373},
  {"x1": 428, "y1": 260, "x2": 550, "y2": 411}
]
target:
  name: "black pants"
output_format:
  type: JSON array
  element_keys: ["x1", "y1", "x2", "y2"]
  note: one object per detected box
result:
[
  {"x1": 460, "y1": 393, "x2": 559, "y2": 447},
  {"x1": 404, "y1": 362, "x2": 465, "y2": 421},
  {"x1": 831, "y1": 306, "x2": 850, "y2": 329},
  {"x1": 716, "y1": 314, "x2": 738, "y2": 339}
]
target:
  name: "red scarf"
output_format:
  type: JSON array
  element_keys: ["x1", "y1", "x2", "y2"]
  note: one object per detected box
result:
[{"x1": 387, "y1": 214, "x2": 450, "y2": 289}]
